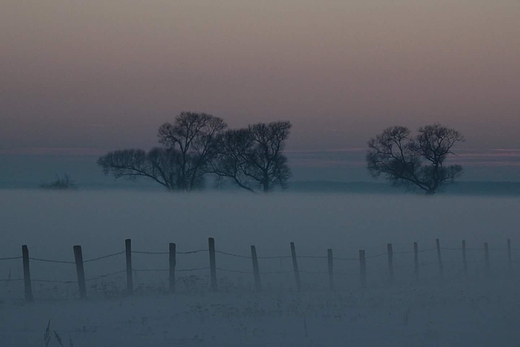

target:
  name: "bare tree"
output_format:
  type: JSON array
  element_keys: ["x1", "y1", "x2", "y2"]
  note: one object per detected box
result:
[
  {"x1": 98, "y1": 112, "x2": 226, "y2": 191},
  {"x1": 212, "y1": 121, "x2": 292, "y2": 193},
  {"x1": 158, "y1": 112, "x2": 227, "y2": 190},
  {"x1": 211, "y1": 129, "x2": 256, "y2": 193},
  {"x1": 97, "y1": 148, "x2": 182, "y2": 190},
  {"x1": 366, "y1": 123, "x2": 464, "y2": 195}
]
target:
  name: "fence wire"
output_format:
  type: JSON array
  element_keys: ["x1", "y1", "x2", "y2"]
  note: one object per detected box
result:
[
  {"x1": 3, "y1": 239, "x2": 519, "y2": 301},
  {"x1": 28, "y1": 257, "x2": 75, "y2": 264},
  {"x1": 84, "y1": 251, "x2": 125, "y2": 263},
  {"x1": 86, "y1": 270, "x2": 126, "y2": 282},
  {"x1": 215, "y1": 251, "x2": 250, "y2": 259}
]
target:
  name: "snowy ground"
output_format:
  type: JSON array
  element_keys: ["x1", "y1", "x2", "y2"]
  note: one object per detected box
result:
[{"x1": 1, "y1": 190, "x2": 519, "y2": 346}]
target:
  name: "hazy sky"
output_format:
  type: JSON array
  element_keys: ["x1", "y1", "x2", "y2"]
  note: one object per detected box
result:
[{"x1": 1, "y1": 1, "x2": 519, "y2": 153}]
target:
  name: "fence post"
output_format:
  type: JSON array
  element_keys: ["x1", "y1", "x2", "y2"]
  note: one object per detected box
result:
[
  {"x1": 169, "y1": 243, "x2": 176, "y2": 293},
  {"x1": 290, "y1": 242, "x2": 301, "y2": 291},
  {"x1": 327, "y1": 248, "x2": 334, "y2": 291},
  {"x1": 359, "y1": 250, "x2": 367, "y2": 289},
  {"x1": 484, "y1": 242, "x2": 490, "y2": 270},
  {"x1": 413, "y1": 242, "x2": 419, "y2": 280},
  {"x1": 387, "y1": 243, "x2": 394, "y2": 284},
  {"x1": 73, "y1": 245, "x2": 87, "y2": 299},
  {"x1": 125, "y1": 239, "x2": 133, "y2": 295},
  {"x1": 462, "y1": 240, "x2": 468, "y2": 278},
  {"x1": 208, "y1": 237, "x2": 217, "y2": 292},
  {"x1": 22, "y1": 245, "x2": 33, "y2": 302},
  {"x1": 436, "y1": 239, "x2": 443, "y2": 280},
  {"x1": 251, "y1": 245, "x2": 262, "y2": 292},
  {"x1": 507, "y1": 239, "x2": 512, "y2": 271}
]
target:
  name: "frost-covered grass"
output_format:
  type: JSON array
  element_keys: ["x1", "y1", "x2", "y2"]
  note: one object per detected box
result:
[
  {"x1": 2, "y1": 280, "x2": 520, "y2": 346},
  {"x1": 1, "y1": 190, "x2": 519, "y2": 346}
]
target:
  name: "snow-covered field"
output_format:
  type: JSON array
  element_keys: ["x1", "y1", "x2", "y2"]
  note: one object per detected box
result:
[{"x1": 1, "y1": 190, "x2": 519, "y2": 346}]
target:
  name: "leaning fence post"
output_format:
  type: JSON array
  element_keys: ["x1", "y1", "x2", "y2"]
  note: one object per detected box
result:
[
  {"x1": 484, "y1": 242, "x2": 490, "y2": 270},
  {"x1": 125, "y1": 239, "x2": 133, "y2": 295},
  {"x1": 387, "y1": 243, "x2": 394, "y2": 284},
  {"x1": 73, "y1": 245, "x2": 87, "y2": 299},
  {"x1": 462, "y1": 240, "x2": 468, "y2": 278},
  {"x1": 413, "y1": 242, "x2": 419, "y2": 280},
  {"x1": 507, "y1": 239, "x2": 512, "y2": 271},
  {"x1": 290, "y1": 242, "x2": 301, "y2": 291},
  {"x1": 359, "y1": 250, "x2": 367, "y2": 289},
  {"x1": 169, "y1": 243, "x2": 176, "y2": 293},
  {"x1": 22, "y1": 245, "x2": 33, "y2": 302},
  {"x1": 208, "y1": 238, "x2": 217, "y2": 292},
  {"x1": 251, "y1": 245, "x2": 262, "y2": 292},
  {"x1": 436, "y1": 239, "x2": 443, "y2": 280},
  {"x1": 327, "y1": 248, "x2": 334, "y2": 291}
]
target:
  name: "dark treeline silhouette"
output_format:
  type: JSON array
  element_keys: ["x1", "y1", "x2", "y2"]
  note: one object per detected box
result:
[
  {"x1": 98, "y1": 112, "x2": 292, "y2": 193},
  {"x1": 366, "y1": 123, "x2": 464, "y2": 195}
]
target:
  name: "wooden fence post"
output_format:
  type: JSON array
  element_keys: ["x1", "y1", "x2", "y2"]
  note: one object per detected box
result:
[
  {"x1": 169, "y1": 243, "x2": 176, "y2": 293},
  {"x1": 327, "y1": 249, "x2": 334, "y2": 291},
  {"x1": 413, "y1": 242, "x2": 419, "y2": 280},
  {"x1": 387, "y1": 243, "x2": 394, "y2": 284},
  {"x1": 507, "y1": 239, "x2": 512, "y2": 271},
  {"x1": 208, "y1": 238, "x2": 217, "y2": 292},
  {"x1": 73, "y1": 245, "x2": 87, "y2": 299},
  {"x1": 125, "y1": 239, "x2": 133, "y2": 295},
  {"x1": 462, "y1": 240, "x2": 468, "y2": 278},
  {"x1": 484, "y1": 242, "x2": 490, "y2": 270},
  {"x1": 359, "y1": 250, "x2": 366, "y2": 289},
  {"x1": 290, "y1": 242, "x2": 301, "y2": 291},
  {"x1": 22, "y1": 245, "x2": 33, "y2": 302},
  {"x1": 436, "y1": 239, "x2": 443, "y2": 280},
  {"x1": 251, "y1": 245, "x2": 262, "y2": 292}
]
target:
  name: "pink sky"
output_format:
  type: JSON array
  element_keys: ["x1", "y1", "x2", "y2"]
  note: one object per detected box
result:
[{"x1": 1, "y1": 1, "x2": 519, "y2": 153}]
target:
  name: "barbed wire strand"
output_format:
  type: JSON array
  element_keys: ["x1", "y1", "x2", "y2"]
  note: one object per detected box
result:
[
  {"x1": 132, "y1": 250, "x2": 168, "y2": 255},
  {"x1": 84, "y1": 251, "x2": 125, "y2": 263},
  {"x1": 216, "y1": 267, "x2": 252, "y2": 274},
  {"x1": 257, "y1": 255, "x2": 292, "y2": 260},
  {"x1": 29, "y1": 257, "x2": 75, "y2": 264},
  {"x1": 177, "y1": 267, "x2": 209, "y2": 272},
  {"x1": 33, "y1": 279, "x2": 75, "y2": 284},
  {"x1": 86, "y1": 270, "x2": 126, "y2": 282},
  {"x1": 366, "y1": 252, "x2": 387, "y2": 259},
  {"x1": 215, "y1": 251, "x2": 250, "y2": 259},
  {"x1": 298, "y1": 255, "x2": 327, "y2": 259}
]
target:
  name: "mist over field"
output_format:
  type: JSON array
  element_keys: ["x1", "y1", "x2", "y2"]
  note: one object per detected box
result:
[
  {"x1": 2, "y1": 190, "x2": 520, "y2": 346},
  {"x1": 2, "y1": 190, "x2": 518, "y2": 257}
]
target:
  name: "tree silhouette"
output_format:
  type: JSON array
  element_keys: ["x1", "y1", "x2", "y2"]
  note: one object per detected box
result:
[
  {"x1": 98, "y1": 148, "x2": 182, "y2": 190},
  {"x1": 157, "y1": 112, "x2": 227, "y2": 190},
  {"x1": 98, "y1": 112, "x2": 226, "y2": 191},
  {"x1": 366, "y1": 124, "x2": 464, "y2": 194},
  {"x1": 212, "y1": 121, "x2": 292, "y2": 192}
]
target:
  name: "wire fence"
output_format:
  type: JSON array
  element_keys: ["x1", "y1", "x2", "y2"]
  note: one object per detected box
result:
[{"x1": 0, "y1": 238, "x2": 517, "y2": 302}]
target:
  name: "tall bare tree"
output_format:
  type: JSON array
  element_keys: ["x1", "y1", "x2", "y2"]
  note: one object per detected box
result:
[
  {"x1": 212, "y1": 121, "x2": 292, "y2": 193},
  {"x1": 98, "y1": 112, "x2": 226, "y2": 191},
  {"x1": 366, "y1": 123, "x2": 464, "y2": 194},
  {"x1": 211, "y1": 129, "x2": 256, "y2": 193},
  {"x1": 158, "y1": 112, "x2": 227, "y2": 190}
]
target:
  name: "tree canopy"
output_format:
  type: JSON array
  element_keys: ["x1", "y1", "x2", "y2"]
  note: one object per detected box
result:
[
  {"x1": 366, "y1": 124, "x2": 464, "y2": 194},
  {"x1": 98, "y1": 112, "x2": 292, "y2": 193}
]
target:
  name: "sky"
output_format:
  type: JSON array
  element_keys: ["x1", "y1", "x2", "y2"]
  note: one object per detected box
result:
[{"x1": 1, "y1": 1, "x2": 519, "y2": 183}]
